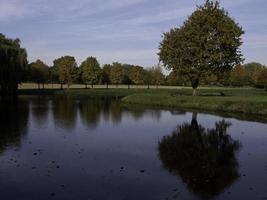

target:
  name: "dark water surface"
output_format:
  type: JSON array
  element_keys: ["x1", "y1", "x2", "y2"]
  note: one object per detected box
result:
[{"x1": 1, "y1": 96, "x2": 267, "y2": 200}]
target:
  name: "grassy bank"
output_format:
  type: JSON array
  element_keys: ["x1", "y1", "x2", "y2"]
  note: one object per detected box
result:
[
  {"x1": 18, "y1": 86, "x2": 267, "y2": 116},
  {"x1": 122, "y1": 89, "x2": 267, "y2": 116}
]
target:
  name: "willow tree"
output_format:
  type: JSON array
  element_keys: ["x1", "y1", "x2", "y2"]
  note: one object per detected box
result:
[
  {"x1": 80, "y1": 56, "x2": 101, "y2": 88},
  {"x1": 159, "y1": 0, "x2": 244, "y2": 95},
  {"x1": 0, "y1": 33, "x2": 28, "y2": 97}
]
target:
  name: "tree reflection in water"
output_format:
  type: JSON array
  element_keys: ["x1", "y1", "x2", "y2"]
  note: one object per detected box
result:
[
  {"x1": 0, "y1": 99, "x2": 29, "y2": 152},
  {"x1": 158, "y1": 113, "x2": 241, "y2": 199}
]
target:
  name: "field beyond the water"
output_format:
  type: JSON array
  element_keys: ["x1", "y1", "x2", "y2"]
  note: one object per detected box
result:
[{"x1": 18, "y1": 83, "x2": 267, "y2": 117}]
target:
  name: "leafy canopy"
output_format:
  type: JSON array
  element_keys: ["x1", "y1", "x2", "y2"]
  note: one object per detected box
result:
[{"x1": 159, "y1": 0, "x2": 244, "y2": 89}]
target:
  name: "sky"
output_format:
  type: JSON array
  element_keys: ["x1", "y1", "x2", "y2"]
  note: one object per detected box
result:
[{"x1": 0, "y1": 0, "x2": 267, "y2": 67}]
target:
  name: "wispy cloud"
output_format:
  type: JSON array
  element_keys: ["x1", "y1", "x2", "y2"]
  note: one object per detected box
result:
[{"x1": 1, "y1": 0, "x2": 267, "y2": 66}]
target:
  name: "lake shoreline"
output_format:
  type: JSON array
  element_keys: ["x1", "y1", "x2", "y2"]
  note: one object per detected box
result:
[{"x1": 18, "y1": 88, "x2": 267, "y2": 118}]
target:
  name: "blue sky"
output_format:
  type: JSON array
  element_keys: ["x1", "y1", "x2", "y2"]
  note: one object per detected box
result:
[{"x1": 1, "y1": 0, "x2": 266, "y2": 67}]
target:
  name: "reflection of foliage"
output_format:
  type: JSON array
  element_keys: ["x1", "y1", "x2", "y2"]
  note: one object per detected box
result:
[
  {"x1": 30, "y1": 96, "x2": 49, "y2": 126},
  {"x1": 158, "y1": 114, "x2": 240, "y2": 199},
  {"x1": 52, "y1": 96, "x2": 77, "y2": 129},
  {"x1": 0, "y1": 99, "x2": 29, "y2": 152},
  {"x1": 79, "y1": 99, "x2": 101, "y2": 128},
  {"x1": 110, "y1": 101, "x2": 123, "y2": 124}
]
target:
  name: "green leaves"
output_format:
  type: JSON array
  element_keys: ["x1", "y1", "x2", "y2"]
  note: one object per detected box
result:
[
  {"x1": 159, "y1": 0, "x2": 244, "y2": 89},
  {"x1": 53, "y1": 56, "x2": 77, "y2": 87},
  {"x1": 80, "y1": 57, "x2": 101, "y2": 86},
  {"x1": 0, "y1": 33, "x2": 28, "y2": 97}
]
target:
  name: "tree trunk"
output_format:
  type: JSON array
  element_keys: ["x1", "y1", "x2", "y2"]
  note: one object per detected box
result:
[
  {"x1": 85, "y1": 84, "x2": 87, "y2": 89},
  {"x1": 67, "y1": 84, "x2": 70, "y2": 90},
  {"x1": 128, "y1": 84, "x2": 130, "y2": 89},
  {"x1": 91, "y1": 84, "x2": 93, "y2": 89},
  {"x1": 38, "y1": 83, "x2": 40, "y2": 90},
  {"x1": 106, "y1": 83, "x2": 108, "y2": 89},
  {"x1": 42, "y1": 83, "x2": 44, "y2": 89},
  {"x1": 191, "y1": 78, "x2": 199, "y2": 96},
  {"x1": 147, "y1": 84, "x2": 150, "y2": 89},
  {"x1": 192, "y1": 88, "x2": 197, "y2": 96},
  {"x1": 60, "y1": 83, "x2": 63, "y2": 90}
]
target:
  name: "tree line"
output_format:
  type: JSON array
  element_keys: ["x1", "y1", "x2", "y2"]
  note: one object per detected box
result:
[
  {"x1": 27, "y1": 56, "x2": 267, "y2": 89},
  {"x1": 27, "y1": 57, "x2": 165, "y2": 89},
  {"x1": 1, "y1": 0, "x2": 267, "y2": 98}
]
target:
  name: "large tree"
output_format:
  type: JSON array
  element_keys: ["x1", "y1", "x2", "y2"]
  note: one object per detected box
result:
[
  {"x1": 30, "y1": 59, "x2": 49, "y2": 89},
  {"x1": 80, "y1": 57, "x2": 101, "y2": 88},
  {"x1": 159, "y1": 0, "x2": 244, "y2": 95},
  {"x1": 53, "y1": 56, "x2": 77, "y2": 89},
  {"x1": 110, "y1": 62, "x2": 124, "y2": 87},
  {"x1": 0, "y1": 33, "x2": 28, "y2": 97}
]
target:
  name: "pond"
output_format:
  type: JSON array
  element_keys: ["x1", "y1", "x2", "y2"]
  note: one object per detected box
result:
[{"x1": 0, "y1": 96, "x2": 267, "y2": 200}]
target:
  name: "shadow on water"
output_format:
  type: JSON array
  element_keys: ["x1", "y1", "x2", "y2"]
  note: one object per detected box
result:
[
  {"x1": 0, "y1": 98, "x2": 29, "y2": 152},
  {"x1": 158, "y1": 113, "x2": 241, "y2": 199}
]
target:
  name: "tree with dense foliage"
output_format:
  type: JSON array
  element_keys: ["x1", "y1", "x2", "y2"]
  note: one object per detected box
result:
[
  {"x1": 159, "y1": 0, "x2": 244, "y2": 95},
  {"x1": 243, "y1": 62, "x2": 265, "y2": 86},
  {"x1": 129, "y1": 65, "x2": 145, "y2": 86},
  {"x1": 53, "y1": 56, "x2": 77, "y2": 89},
  {"x1": 230, "y1": 65, "x2": 248, "y2": 86},
  {"x1": 30, "y1": 59, "x2": 49, "y2": 89},
  {"x1": 80, "y1": 57, "x2": 101, "y2": 88},
  {"x1": 151, "y1": 65, "x2": 165, "y2": 88},
  {"x1": 0, "y1": 33, "x2": 28, "y2": 97},
  {"x1": 110, "y1": 62, "x2": 124, "y2": 87},
  {"x1": 122, "y1": 64, "x2": 133, "y2": 89},
  {"x1": 101, "y1": 64, "x2": 112, "y2": 89},
  {"x1": 254, "y1": 68, "x2": 267, "y2": 90}
]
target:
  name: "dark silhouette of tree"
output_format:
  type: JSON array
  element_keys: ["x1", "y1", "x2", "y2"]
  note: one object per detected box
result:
[
  {"x1": 158, "y1": 113, "x2": 241, "y2": 199},
  {"x1": 0, "y1": 99, "x2": 29, "y2": 152},
  {"x1": 29, "y1": 59, "x2": 49, "y2": 89},
  {"x1": 0, "y1": 33, "x2": 28, "y2": 98},
  {"x1": 101, "y1": 64, "x2": 112, "y2": 89}
]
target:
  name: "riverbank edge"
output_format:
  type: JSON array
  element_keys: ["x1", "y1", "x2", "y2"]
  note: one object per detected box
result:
[
  {"x1": 18, "y1": 88, "x2": 267, "y2": 117},
  {"x1": 121, "y1": 93, "x2": 267, "y2": 117}
]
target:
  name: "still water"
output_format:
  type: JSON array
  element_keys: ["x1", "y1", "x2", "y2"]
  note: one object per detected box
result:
[{"x1": 0, "y1": 96, "x2": 267, "y2": 200}]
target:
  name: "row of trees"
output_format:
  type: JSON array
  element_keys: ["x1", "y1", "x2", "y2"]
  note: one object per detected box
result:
[
  {"x1": 21, "y1": 56, "x2": 267, "y2": 90},
  {"x1": 28, "y1": 57, "x2": 165, "y2": 89},
  {"x1": 229, "y1": 62, "x2": 267, "y2": 88}
]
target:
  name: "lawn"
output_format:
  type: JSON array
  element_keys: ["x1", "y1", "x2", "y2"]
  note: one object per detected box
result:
[{"x1": 18, "y1": 83, "x2": 267, "y2": 117}]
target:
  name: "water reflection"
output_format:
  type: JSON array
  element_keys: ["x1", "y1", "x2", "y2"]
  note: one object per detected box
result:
[
  {"x1": 52, "y1": 96, "x2": 78, "y2": 129},
  {"x1": 158, "y1": 113, "x2": 241, "y2": 199},
  {"x1": 0, "y1": 99, "x2": 29, "y2": 152}
]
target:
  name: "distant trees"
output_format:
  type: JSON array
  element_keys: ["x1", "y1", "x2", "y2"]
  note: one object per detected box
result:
[
  {"x1": 53, "y1": 56, "x2": 78, "y2": 89},
  {"x1": 129, "y1": 66, "x2": 145, "y2": 86},
  {"x1": 101, "y1": 64, "x2": 112, "y2": 89},
  {"x1": 110, "y1": 62, "x2": 124, "y2": 87},
  {"x1": 151, "y1": 65, "x2": 165, "y2": 88},
  {"x1": 159, "y1": 0, "x2": 244, "y2": 95},
  {"x1": 80, "y1": 57, "x2": 101, "y2": 88},
  {"x1": 29, "y1": 59, "x2": 49, "y2": 89},
  {"x1": 0, "y1": 33, "x2": 28, "y2": 97}
]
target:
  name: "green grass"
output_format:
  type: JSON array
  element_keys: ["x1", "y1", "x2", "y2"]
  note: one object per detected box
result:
[
  {"x1": 122, "y1": 88, "x2": 267, "y2": 116},
  {"x1": 18, "y1": 84, "x2": 267, "y2": 117}
]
